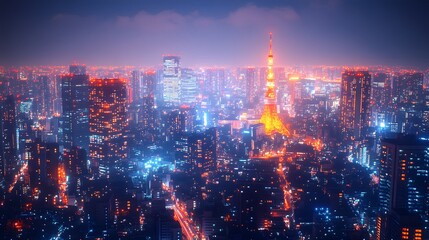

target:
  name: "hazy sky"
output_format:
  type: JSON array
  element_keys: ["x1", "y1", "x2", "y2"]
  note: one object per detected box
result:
[{"x1": 1, "y1": 0, "x2": 429, "y2": 67}]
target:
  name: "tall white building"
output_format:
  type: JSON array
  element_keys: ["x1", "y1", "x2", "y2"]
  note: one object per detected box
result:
[
  {"x1": 180, "y1": 68, "x2": 198, "y2": 105},
  {"x1": 162, "y1": 56, "x2": 181, "y2": 106}
]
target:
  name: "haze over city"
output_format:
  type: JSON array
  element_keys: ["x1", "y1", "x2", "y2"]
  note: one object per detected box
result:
[
  {"x1": 2, "y1": 1, "x2": 429, "y2": 240},
  {"x1": 1, "y1": 0, "x2": 429, "y2": 67}
]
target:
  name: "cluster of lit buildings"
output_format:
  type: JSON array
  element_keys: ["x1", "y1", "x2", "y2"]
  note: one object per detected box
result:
[{"x1": 0, "y1": 35, "x2": 429, "y2": 239}]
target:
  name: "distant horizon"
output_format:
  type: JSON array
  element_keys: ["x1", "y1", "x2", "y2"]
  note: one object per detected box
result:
[{"x1": 1, "y1": 1, "x2": 429, "y2": 68}]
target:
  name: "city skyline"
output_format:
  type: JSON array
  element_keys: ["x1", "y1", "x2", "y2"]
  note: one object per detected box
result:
[
  {"x1": 2, "y1": 1, "x2": 429, "y2": 239},
  {"x1": 1, "y1": 0, "x2": 429, "y2": 67}
]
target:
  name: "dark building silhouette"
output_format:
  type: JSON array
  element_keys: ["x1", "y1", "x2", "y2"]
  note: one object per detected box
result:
[
  {"x1": 61, "y1": 68, "x2": 90, "y2": 155},
  {"x1": 1, "y1": 95, "x2": 17, "y2": 183}
]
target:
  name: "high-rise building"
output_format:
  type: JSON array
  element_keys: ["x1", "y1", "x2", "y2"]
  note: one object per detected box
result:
[
  {"x1": 246, "y1": 67, "x2": 256, "y2": 106},
  {"x1": 162, "y1": 56, "x2": 181, "y2": 106},
  {"x1": 175, "y1": 128, "x2": 217, "y2": 176},
  {"x1": 259, "y1": 33, "x2": 290, "y2": 137},
  {"x1": 89, "y1": 78, "x2": 128, "y2": 178},
  {"x1": 61, "y1": 70, "x2": 90, "y2": 155},
  {"x1": 0, "y1": 95, "x2": 17, "y2": 183},
  {"x1": 391, "y1": 73, "x2": 423, "y2": 107},
  {"x1": 371, "y1": 73, "x2": 390, "y2": 127},
  {"x1": 204, "y1": 68, "x2": 225, "y2": 98},
  {"x1": 377, "y1": 135, "x2": 429, "y2": 239},
  {"x1": 66, "y1": 146, "x2": 87, "y2": 195},
  {"x1": 28, "y1": 138, "x2": 60, "y2": 192},
  {"x1": 340, "y1": 71, "x2": 371, "y2": 141},
  {"x1": 180, "y1": 68, "x2": 198, "y2": 105},
  {"x1": 389, "y1": 73, "x2": 424, "y2": 136},
  {"x1": 131, "y1": 70, "x2": 141, "y2": 104},
  {"x1": 139, "y1": 70, "x2": 156, "y2": 141}
]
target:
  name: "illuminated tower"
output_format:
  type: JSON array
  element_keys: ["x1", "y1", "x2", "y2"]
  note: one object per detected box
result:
[
  {"x1": 260, "y1": 33, "x2": 290, "y2": 137},
  {"x1": 340, "y1": 71, "x2": 371, "y2": 141},
  {"x1": 89, "y1": 79, "x2": 128, "y2": 178}
]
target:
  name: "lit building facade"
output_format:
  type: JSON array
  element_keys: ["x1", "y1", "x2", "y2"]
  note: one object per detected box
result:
[
  {"x1": 340, "y1": 71, "x2": 371, "y2": 141},
  {"x1": 89, "y1": 78, "x2": 128, "y2": 178},
  {"x1": 131, "y1": 70, "x2": 141, "y2": 104},
  {"x1": 162, "y1": 56, "x2": 181, "y2": 106},
  {"x1": 61, "y1": 70, "x2": 90, "y2": 155},
  {"x1": 139, "y1": 70, "x2": 156, "y2": 141},
  {"x1": 180, "y1": 68, "x2": 198, "y2": 105},
  {"x1": 377, "y1": 136, "x2": 429, "y2": 239},
  {"x1": 0, "y1": 95, "x2": 17, "y2": 183},
  {"x1": 246, "y1": 67, "x2": 256, "y2": 106}
]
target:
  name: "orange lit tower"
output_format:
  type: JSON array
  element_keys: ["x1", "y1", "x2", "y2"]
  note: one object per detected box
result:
[{"x1": 260, "y1": 33, "x2": 290, "y2": 137}]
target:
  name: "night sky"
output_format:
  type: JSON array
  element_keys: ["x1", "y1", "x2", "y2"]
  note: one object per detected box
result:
[{"x1": 1, "y1": 0, "x2": 429, "y2": 67}]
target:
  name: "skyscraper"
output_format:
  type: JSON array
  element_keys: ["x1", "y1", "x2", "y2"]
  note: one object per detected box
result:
[
  {"x1": 89, "y1": 78, "x2": 128, "y2": 178},
  {"x1": 259, "y1": 33, "x2": 290, "y2": 137},
  {"x1": 246, "y1": 67, "x2": 256, "y2": 106},
  {"x1": 61, "y1": 68, "x2": 90, "y2": 155},
  {"x1": 340, "y1": 71, "x2": 371, "y2": 141},
  {"x1": 0, "y1": 95, "x2": 17, "y2": 183},
  {"x1": 162, "y1": 56, "x2": 181, "y2": 106},
  {"x1": 139, "y1": 70, "x2": 156, "y2": 141},
  {"x1": 131, "y1": 70, "x2": 141, "y2": 104},
  {"x1": 390, "y1": 73, "x2": 424, "y2": 136},
  {"x1": 377, "y1": 135, "x2": 429, "y2": 239},
  {"x1": 180, "y1": 68, "x2": 197, "y2": 105},
  {"x1": 391, "y1": 73, "x2": 423, "y2": 106}
]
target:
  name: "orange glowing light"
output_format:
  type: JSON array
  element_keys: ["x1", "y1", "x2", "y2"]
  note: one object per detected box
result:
[{"x1": 260, "y1": 33, "x2": 290, "y2": 137}]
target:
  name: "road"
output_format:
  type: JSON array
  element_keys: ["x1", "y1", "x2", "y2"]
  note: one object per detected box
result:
[
  {"x1": 163, "y1": 183, "x2": 205, "y2": 240},
  {"x1": 8, "y1": 162, "x2": 28, "y2": 193}
]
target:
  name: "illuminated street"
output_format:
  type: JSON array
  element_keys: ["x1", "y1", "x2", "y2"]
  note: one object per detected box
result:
[
  {"x1": 8, "y1": 162, "x2": 27, "y2": 193},
  {"x1": 1, "y1": 1, "x2": 428, "y2": 239}
]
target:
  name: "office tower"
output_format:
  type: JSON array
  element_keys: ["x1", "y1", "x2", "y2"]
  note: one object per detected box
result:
[
  {"x1": 131, "y1": 70, "x2": 141, "y2": 104},
  {"x1": 180, "y1": 68, "x2": 198, "y2": 105},
  {"x1": 139, "y1": 70, "x2": 156, "y2": 141},
  {"x1": 162, "y1": 56, "x2": 181, "y2": 106},
  {"x1": 66, "y1": 146, "x2": 87, "y2": 195},
  {"x1": 179, "y1": 128, "x2": 217, "y2": 177},
  {"x1": 391, "y1": 73, "x2": 423, "y2": 106},
  {"x1": 0, "y1": 95, "x2": 17, "y2": 182},
  {"x1": 35, "y1": 76, "x2": 52, "y2": 117},
  {"x1": 422, "y1": 90, "x2": 429, "y2": 137},
  {"x1": 377, "y1": 135, "x2": 429, "y2": 239},
  {"x1": 390, "y1": 73, "x2": 424, "y2": 136},
  {"x1": 28, "y1": 138, "x2": 60, "y2": 192},
  {"x1": 89, "y1": 78, "x2": 128, "y2": 178},
  {"x1": 61, "y1": 71, "x2": 90, "y2": 155},
  {"x1": 204, "y1": 68, "x2": 225, "y2": 98},
  {"x1": 340, "y1": 71, "x2": 371, "y2": 141},
  {"x1": 260, "y1": 33, "x2": 290, "y2": 136},
  {"x1": 245, "y1": 67, "x2": 257, "y2": 106},
  {"x1": 174, "y1": 133, "x2": 189, "y2": 172},
  {"x1": 371, "y1": 73, "x2": 390, "y2": 127}
]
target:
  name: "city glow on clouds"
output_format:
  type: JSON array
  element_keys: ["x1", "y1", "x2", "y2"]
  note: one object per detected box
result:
[
  {"x1": 1, "y1": 1, "x2": 429, "y2": 67},
  {"x1": 45, "y1": 5, "x2": 300, "y2": 66}
]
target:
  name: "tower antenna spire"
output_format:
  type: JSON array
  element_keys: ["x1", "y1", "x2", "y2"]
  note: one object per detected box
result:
[{"x1": 269, "y1": 32, "x2": 273, "y2": 56}]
